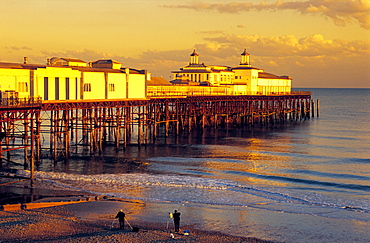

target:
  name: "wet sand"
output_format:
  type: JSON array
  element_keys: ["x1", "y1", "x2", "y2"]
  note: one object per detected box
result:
[
  {"x1": 0, "y1": 200, "x2": 272, "y2": 243},
  {"x1": 0, "y1": 178, "x2": 272, "y2": 242},
  {"x1": 3, "y1": 177, "x2": 369, "y2": 242}
]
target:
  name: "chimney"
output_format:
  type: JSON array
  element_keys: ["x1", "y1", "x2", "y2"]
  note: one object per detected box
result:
[{"x1": 23, "y1": 57, "x2": 28, "y2": 64}]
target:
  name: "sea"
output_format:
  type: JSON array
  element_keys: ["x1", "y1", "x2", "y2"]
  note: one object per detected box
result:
[{"x1": 5, "y1": 88, "x2": 370, "y2": 242}]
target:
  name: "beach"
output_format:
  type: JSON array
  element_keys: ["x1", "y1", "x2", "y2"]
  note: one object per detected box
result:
[
  {"x1": 0, "y1": 196, "x2": 271, "y2": 243},
  {"x1": 0, "y1": 177, "x2": 272, "y2": 243}
]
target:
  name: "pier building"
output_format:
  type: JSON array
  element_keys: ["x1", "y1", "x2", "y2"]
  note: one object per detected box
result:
[
  {"x1": 1, "y1": 50, "x2": 291, "y2": 99},
  {"x1": 166, "y1": 49, "x2": 291, "y2": 96},
  {"x1": 0, "y1": 58, "x2": 148, "y2": 101}
]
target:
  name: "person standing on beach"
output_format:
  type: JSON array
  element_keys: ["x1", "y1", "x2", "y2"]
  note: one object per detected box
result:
[
  {"x1": 115, "y1": 210, "x2": 125, "y2": 229},
  {"x1": 173, "y1": 210, "x2": 181, "y2": 232}
]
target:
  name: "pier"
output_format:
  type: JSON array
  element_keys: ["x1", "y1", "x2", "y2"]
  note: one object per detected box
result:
[{"x1": 0, "y1": 92, "x2": 316, "y2": 164}]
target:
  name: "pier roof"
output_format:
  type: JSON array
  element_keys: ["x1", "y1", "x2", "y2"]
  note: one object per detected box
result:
[
  {"x1": 0, "y1": 62, "x2": 49, "y2": 70},
  {"x1": 258, "y1": 72, "x2": 290, "y2": 79},
  {"x1": 92, "y1": 59, "x2": 121, "y2": 64},
  {"x1": 56, "y1": 58, "x2": 86, "y2": 63},
  {"x1": 232, "y1": 66, "x2": 260, "y2": 70},
  {"x1": 0, "y1": 61, "x2": 143, "y2": 74},
  {"x1": 147, "y1": 77, "x2": 171, "y2": 86},
  {"x1": 172, "y1": 69, "x2": 212, "y2": 73},
  {"x1": 186, "y1": 63, "x2": 208, "y2": 68}
]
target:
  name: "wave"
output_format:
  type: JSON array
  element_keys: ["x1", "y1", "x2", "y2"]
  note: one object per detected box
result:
[
  {"x1": 16, "y1": 170, "x2": 230, "y2": 190},
  {"x1": 224, "y1": 170, "x2": 370, "y2": 192},
  {"x1": 287, "y1": 169, "x2": 370, "y2": 181},
  {"x1": 16, "y1": 170, "x2": 370, "y2": 215}
]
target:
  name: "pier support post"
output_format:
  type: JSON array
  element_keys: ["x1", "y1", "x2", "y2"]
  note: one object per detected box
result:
[
  {"x1": 316, "y1": 99, "x2": 320, "y2": 117},
  {"x1": 311, "y1": 99, "x2": 315, "y2": 118}
]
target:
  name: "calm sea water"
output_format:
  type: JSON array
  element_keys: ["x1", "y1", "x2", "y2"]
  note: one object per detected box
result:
[{"x1": 14, "y1": 88, "x2": 370, "y2": 242}]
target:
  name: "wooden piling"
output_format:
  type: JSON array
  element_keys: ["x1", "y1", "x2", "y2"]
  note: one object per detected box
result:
[
  {"x1": 317, "y1": 99, "x2": 320, "y2": 117},
  {"x1": 0, "y1": 93, "x2": 313, "y2": 163},
  {"x1": 311, "y1": 99, "x2": 315, "y2": 118},
  {"x1": 30, "y1": 117, "x2": 34, "y2": 188}
]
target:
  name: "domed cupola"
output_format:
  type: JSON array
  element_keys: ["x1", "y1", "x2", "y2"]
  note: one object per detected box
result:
[
  {"x1": 190, "y1": 49, "x2": 199, "y2": 65},
  {"x1": 240, "y1": 49, "x2": 251, "y2": 67}
]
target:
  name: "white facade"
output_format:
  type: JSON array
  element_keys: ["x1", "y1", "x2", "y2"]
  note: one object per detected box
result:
[
  {"x1": 0, "y1": 58, "x2": 148, "y2": 101},
  {"x1": 171, "y1": 50, "x2": 292, "y2": 95}
]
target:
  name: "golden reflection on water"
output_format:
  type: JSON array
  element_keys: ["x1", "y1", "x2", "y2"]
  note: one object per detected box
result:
[{"x1": 199, "y1": 137, "x2": 297, "y2": 187}]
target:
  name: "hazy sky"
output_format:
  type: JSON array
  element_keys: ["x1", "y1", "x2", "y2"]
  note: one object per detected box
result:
[{"x1": 1, "y1": 0, "x2": 369, "y2": 88}]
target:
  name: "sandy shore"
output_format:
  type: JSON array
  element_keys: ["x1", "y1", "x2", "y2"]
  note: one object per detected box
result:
[
  {"x1": 0, "y1": 200, "x2": 273, "y2": 243},
  {"x1": 0, "y1": 178, "x2": 272, "y2": 242},
  {"x1": 2, "y1": 175, "x2": 369, "y2": 242}
]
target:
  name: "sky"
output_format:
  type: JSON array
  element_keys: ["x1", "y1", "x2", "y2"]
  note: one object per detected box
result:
[{"x1": 1, "y1": 0, "x2": 369, "y2": 88}]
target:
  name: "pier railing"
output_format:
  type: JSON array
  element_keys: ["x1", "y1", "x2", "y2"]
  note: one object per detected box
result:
[
  {"x1": 0, "y1": 97, "x2": 42, "y2": 108},
  {"x1": 147, "y1": 86, "x2": 311, "y2": 97}
]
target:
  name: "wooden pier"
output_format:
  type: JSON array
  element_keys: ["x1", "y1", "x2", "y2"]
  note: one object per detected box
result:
[{"x1": 0, "y1": 92, "x2": 318, "y2": 186}]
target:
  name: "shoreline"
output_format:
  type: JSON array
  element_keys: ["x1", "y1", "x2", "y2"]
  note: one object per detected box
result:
[
  {"x1": 0, "y1": 199, "x2": 273, "y2": 243},
  {"x1": 0, "y1": 177, "x2": 97, "y2": 205},
  {"x1": 0, "y1": 179, "x2": 272, "y2": 242},
  {"x1": 2, "y1": 174, "x2": 369, "y2": 242}
]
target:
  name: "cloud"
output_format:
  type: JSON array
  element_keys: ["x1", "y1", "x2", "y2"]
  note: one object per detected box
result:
[
  {"x1": 132, "y1": 33, "x2": 370, "y2": 87},
  {"x1": 6, "y1": 33, "x2": 368, "y2": 87},
  {"x1": 202, "y1": 33, "x2": 370, "y2": 58},
  {"x1": 162, "y1": 0, "x2": 370, "y2": 29},
  {"x1": 9, "y1": 46, "x2": 33, "y2": 51},
  {"x1": 204, "y1": 33, "x2": 370, "y2": 87},
  {"x1": 198, "y1": 30, "x2": 226, "y2": 34},
  {"x1": 40, "y1": 49, "x2": 112, "y2": 62},
  {"x1": 3, "y1": 46, "x2": 33, "y2": 51},
  {"x1": 0, "y1": 46, "x2": 34, "y2": 62},
  {"x1": 35, "y1": 48, "x2": 187, "y2": 78}
]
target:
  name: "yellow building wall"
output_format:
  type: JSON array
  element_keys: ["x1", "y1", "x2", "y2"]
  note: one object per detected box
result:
[
  {"x1": 34, "y1": 67, "x2": 80, "y2": 100},
  {"x1": 128, "y1": 73, "x2": 146, "y2": 99},
  {"x1": 245, "y1": 69, "x2": 260, "y2": 94},
  {"x1": 257, "y1": 78, "x2": 292, "y2": 94},
  {"x1": 82, "y1": 72, "x2": 106, "y2": 100},
  {"x1": 107, "y1": 73, "x2": 126, "y2": 99},
  {"x1": 218, "y1": 71, "x2": 234, "y2": 85},
  {"x1": 112, "y1": 63, "x2": 122, "y2": 69},
  {"x1": 230, "y1": 85, "x2": 248, "y2": 95},
  {"x1": 0, "y1": 68, "x2": 31, "y2": 98}
]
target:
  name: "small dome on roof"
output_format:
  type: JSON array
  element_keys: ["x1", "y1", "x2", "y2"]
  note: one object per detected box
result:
[
  {"x1": 190, "y1": 49, "x2": 199, "y2": 56},
  {"x1": 241, "y1": 49, "x2": 249, "y2": 56}
]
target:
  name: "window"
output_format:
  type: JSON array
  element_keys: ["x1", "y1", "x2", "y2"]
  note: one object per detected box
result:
[
  {"x1": 55, "y1": 77, "x2": 59, "y2": 100},
  {"x1": 66, "y1": 78, "x2": 70, "y2": 100},
  {"x1": 44, "y1": 77, "x2": 49, "y2": 100},
  {"x1": 18, "y1": 82, "x2": 28, "y2": 92},
  {"x1": 75, "y1": 78, "x2": 78, "y2": 99},
  {"x1": 109, "y1": 83, "x2": 115, "y2": 92},
  {"x1": 83, "y1": 83, "x2": 91, "y2": 92}
]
